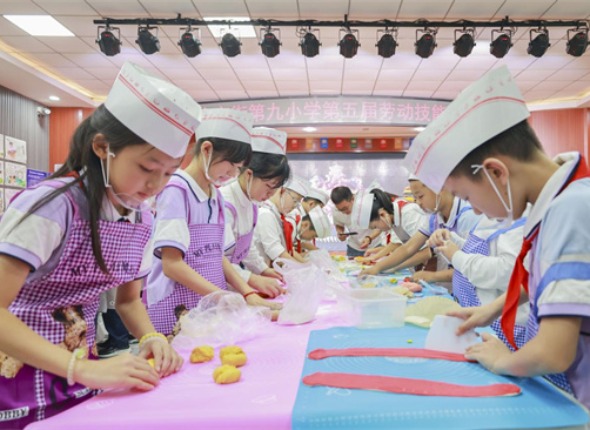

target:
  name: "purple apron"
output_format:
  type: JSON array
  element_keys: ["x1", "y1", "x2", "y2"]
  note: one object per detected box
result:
[
  {"x1": 452, "y1": 218, "x2": 527, "y2": 351},
  {"x1": 148, "y1": 184, "x2": 227, "y2": 336},
  {"x1": 0, "y1": 180, "x2": 151, "y2": 429},
  {"x1": 225, "y1": 201, "x2": 258, "y2": 265}
]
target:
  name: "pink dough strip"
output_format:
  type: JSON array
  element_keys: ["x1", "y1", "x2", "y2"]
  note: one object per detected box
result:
[
  {"x1": 308, "y1": 348, "x2": 470, "y2": 362},
  {"x1": 303, "y1": 372, "x2": 521, "y2": 397}
]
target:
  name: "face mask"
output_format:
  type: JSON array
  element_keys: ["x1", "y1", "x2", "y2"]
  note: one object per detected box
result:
[
  {"x1": 422, "y1": 193, "x2": 440, "y2": 215},
  {"x1": 245, "y1": 174, "x2": 263, "y2": 205},
  {"x1": 204, "y1": 152, "x2": 238, "y2": 188},
  {"x1": 100, "y1": 147, "x2": 149, "y2": 213},
  {"x1": 296, "y1": 225, "x2": 309, "y2": 241},
  {"x1": 381, "y1": 213, "x2": 393, "y2": 230},
  {"x1": 472, "y1": 164, "x2": 514, "y2": 228}
]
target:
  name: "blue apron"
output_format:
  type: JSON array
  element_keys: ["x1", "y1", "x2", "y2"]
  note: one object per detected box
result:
[{"x1": 452, "y1": 218, "x2": 528, "y2": 351}]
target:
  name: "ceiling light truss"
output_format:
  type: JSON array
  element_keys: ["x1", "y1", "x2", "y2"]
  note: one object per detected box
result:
[{"x1": 93, "y1": 16, "x2": 589, "y2": 58}]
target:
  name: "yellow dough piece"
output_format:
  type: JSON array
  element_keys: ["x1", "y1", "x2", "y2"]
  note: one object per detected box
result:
[
  {"x1": 221, "y1": 352, "x2": 247, "y2": 367},
  {"x1": 219, "y1": 345, "x2": 244, "y2": 359},
  {"x1": 331, "y1": 255, "x2": 346, "y2": 262},
  {"x1": 213, "y1": 364, "x2": 241, "y2": 384},
  {"x1": 389, "y1": 278, "x2": 398, "y2": 284},
  {"x1": 190, "y1": 345, "x2": 215, "y2": 363},
  {"x1": 147, "y1": 358, "x2": 155, "y2": 368},
  {"x1": 360, "y1": 281, "x2": 376, "y2": 288}
]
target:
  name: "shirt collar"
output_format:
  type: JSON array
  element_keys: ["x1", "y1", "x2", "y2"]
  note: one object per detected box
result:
[
  {"x1": 440, "y1": 196, "x2": 462, "y2": 229},
  {"x1": 226, "y1": 179, "x2": 250, "y2": 208},
  {"x1": 524, "y1": 151, "x2": 580, "y2": 236},
  {"x1": 175, "y1": 169, "x2": 216, "y2": 203},
  {"x1": 100, "y1": 196, "x2": 136, "y2": 223}
]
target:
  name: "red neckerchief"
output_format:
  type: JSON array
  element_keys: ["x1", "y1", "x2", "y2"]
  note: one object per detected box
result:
[
  {"x1": 281, "y1": 213, "x2": 295, "y2": 255},
  {"x1": 501, "y1": 156, "x2": 590, "y2": 349}
]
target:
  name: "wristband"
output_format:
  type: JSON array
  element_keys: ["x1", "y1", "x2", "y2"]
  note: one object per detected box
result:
[
  {"x1": 67, "y1": 348, "x2": 87, "y2": 386},
  {"x1": 139, "y1": 332, "x2": 168, "y2": 348}
]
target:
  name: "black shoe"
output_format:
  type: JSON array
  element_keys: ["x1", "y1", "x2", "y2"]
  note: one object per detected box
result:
[{"x1": 97, "y1": 344, "x2": 130, "y2": 359}]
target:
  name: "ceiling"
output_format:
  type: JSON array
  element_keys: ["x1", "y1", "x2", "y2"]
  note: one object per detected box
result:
[{"x1": 1, "y1": 0, "x2": 590, "y2": 137}]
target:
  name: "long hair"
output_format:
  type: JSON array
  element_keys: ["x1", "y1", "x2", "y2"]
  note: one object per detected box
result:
[
  {"x1": 195, "y1": 137, "x2": 252, "y2": 166},
  {"x1": 369, "y1": 189, "x2": 395, "y2": 222},
  {"x1": 22, "y1": 105, "x2": 147, "y2": 273},
  {"x1": 245, "y1": 152, "x2": 290, "y2": 187}
]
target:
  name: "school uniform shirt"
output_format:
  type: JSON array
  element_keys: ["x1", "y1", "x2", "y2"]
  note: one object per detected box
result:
[
  {"x1": 451, "y1": 215, "x2": 529, "y2": 325},
  {"x1": 332, "y1": 209, "x2": 383, "y2": 250},
  {"x1": 148, "y1": 169, "x2": 224, "y2": 295},
  {"x1": 388, "y1": 200, "x2": 425, "y2": 244},
  {"x1": 0, "y1": 180, "x2": 152, "y2": 277},
  {"x1": 249, "y1": 201, "x2": 287, "y2": 268},
  {"x1": 287, "y1": 205, "x2": 306, "y2": 248},
  {"x1": 526, "y1": 152, "x2": 590, "y2": 408},
  {"x1": 221, "y1": 180, "x2": 264, "y2": 282}
]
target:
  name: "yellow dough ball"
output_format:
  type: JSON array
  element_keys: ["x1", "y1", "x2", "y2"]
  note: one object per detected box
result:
[
  {"x1": 221, "y1": 352, "x2": 247, "y2": 367},
  {"x1": 147, "y1": 358, "x2": 155, "y2": 368},
  {"x1": 190, "y1": 345, "x2": 215, "y2": 363},
  {"x1": 213, "y1": 365, "x2": 241, "y2": 384},
  {"x1": 219, "y1": 345, "x2": 244, "y2": 359}
]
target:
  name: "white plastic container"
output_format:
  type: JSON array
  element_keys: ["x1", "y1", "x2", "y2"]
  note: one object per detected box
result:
[{"x1": 349, "y1": 289, "x2": 407, "y2": 329}]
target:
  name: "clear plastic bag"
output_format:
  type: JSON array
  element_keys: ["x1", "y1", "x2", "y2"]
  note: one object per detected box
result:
[
  {"x1": 171, "y1": 290, "x2": 272, "y2": 351},
  {"x1": 272, "y1": 258, "x2": 326, "y2": 325}
]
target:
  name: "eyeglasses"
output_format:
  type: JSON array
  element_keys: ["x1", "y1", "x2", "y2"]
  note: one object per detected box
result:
[{"x1": 285, "y1": 189, "x2": 303, "y2": 204}]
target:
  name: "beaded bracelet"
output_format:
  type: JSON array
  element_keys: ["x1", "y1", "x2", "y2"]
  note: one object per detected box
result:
[
  {"x1": 67, "y1": 348, "x2": 86, "y2": 386},
  {"x1": 243, "y1": 291, "x2": 259, "y2": 299},
  {"x1": 138, "y1": 332, "x2": 168, "y2": 348}
]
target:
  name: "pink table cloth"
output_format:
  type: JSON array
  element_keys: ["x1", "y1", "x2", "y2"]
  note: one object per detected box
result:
[{"x1": 26, "y1": 304, "x2": 347, "y2": 430}]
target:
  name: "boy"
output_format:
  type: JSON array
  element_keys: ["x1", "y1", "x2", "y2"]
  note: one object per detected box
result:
[{"x1": 405, "y1": 65, "x2": 590, "y2": 409}]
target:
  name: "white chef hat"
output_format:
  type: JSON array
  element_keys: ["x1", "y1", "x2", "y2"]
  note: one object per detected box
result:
[
  {"x1": 105, "y1": 62, "x2": 202, "y2": 158},
  {"x1": 251, "y1": 127, "x2": 287, "y2": 155},
  {"x1": 408, "y1": 173, "x2": 419, "y2": 181},
  {"x1": 404, "y1": 65, "x2": 530, "y2": 193},
  {"x1": 284, "y1": 174, "x2": 310, "y2": 197},
  {"x1": 197, "y1": 108, "x2": 253, "y2": 145},
  {"x1": 308, "y1": 206, "x2": 331, "y2": 239},
  {"x1": 306, "y1": 187, "x2": 330, "y2": 206},
  {"x1": 351, "y1": 191, "x2": 374, "y2": 229}
]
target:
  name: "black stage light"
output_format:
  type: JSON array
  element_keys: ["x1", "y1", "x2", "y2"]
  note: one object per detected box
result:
[
  {"x1": 339, "y1": 31, "x2": 360, "y2": 58},
  {"x1": 136, "y1": 27, "x2": 160, "y2": 55},
  {"x1": 453, "y1": 29, "x2": 475, "y2": 57},
  {"x1": 490, "y1": 30, "x2": 512, "y2": 58},
  {"x1": 300, "y1": 31, "x2": 321, "y2": 57},
  {"x1": 566, "y1": 27, "x2": 589, "y2": 57},
  {"x1": 260, "y1": 30, "x2": 281, "y2": 58},
  {"x1": 220, "y1": 32, "x2": 241, "y2": 57},
  {"x1": 415, "y1": 29, "x2": 437, "y2": 59},
  {"x1": 179, "y1": 29, "x2": 201, "y2": 57},
  {"x1": 527, "y1": 28, "x2": 550, "y2": 57},
  {"x1": 96, "y1": 26, "x2": 121, "y2": 56},
  {"x1": 376, "y1": 32, "x2": 397, "y2": 58}
]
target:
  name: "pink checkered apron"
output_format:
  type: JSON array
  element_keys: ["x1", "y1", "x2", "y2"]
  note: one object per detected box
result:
[
  {"x1": 148, "y1": 184, "x2": 227, "y2": 336},
  {"x1": 0, "y1": 180, "x2": 151, "y2": 428},
  {"x1": 225, "y1": 201, "x2": 258, "y2": 265}
]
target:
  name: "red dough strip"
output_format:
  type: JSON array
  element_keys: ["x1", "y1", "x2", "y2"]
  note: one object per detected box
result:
[
  {"x1": 303, "y1": 372, "x2": 521, "y2": 397},
  {"x1": 308, "y1": 348, "x2": 470, "y2": 362}
]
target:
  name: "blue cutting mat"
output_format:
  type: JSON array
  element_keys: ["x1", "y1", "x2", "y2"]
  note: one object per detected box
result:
[{"x1": 293, "y1": 326, "x2": 589, "y2": 429}]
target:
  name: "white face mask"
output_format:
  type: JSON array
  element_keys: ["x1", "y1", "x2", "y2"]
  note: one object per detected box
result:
[
  {"x1": 472, "y1": 164, "x2": 514, "y2": 228},
  {"x1": 245, "y1": 174, "x2": 263, "y2": 205},
  {"x1": 100, "y1": 147, "x2": 149, "y2": 213},
  {"x1": 204, "y1": 152, "x2": 238, "y2": 188},
  {"x1": 380, "y1": 211, "x2": 393, "y2": 230},
  {"x1": 423, "y1": 194, "x2": 440, "y2": 215}
]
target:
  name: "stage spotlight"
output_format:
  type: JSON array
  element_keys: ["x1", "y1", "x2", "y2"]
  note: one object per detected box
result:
[
  {"x1": 527, "y1": 28, "x2": 550, "y2": 57},
  {"x1": 136, "y1": 26, "x2": 160, "y2": 55},
  {"x1": 96, "y1": 25, "x2": 121, "y2": 56},
  {"x1": 299, "y1": 29, "x2": 321, "y2": 57},
  {"x1": 178, "y1": 27, "x2": 201, "y2": 58},
  {"x1": 339, "y1": 29, "x2": 360, "y2": 58},
  {"x1": 415, "y1": 28, "x2": 437, "y2": 59},
  {"x1": 376, "y1": 29, "x2": 397, "y2": 58},
  {"x1": 260, "y1": 28, "x2": 281, "y2": 58},
  {"x1": 220, "y1": 32, "x2": 241, "y2": 57},
  {"x1": 453, "y1": 28, "x2": 476, "y2": 57},
  {"x1": 566, "y1": 27, "x2": 589, "y2": 57},
  {"x1": 490, "y1": 29, "x2": 513, "y2": 58}
]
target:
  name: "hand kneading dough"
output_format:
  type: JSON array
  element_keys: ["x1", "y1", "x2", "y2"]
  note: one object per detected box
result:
[
  {"x1": 219, "y1": 345, "x2": 244, "y2": 359},
  {"x1": 190, "y1": 345, "x2": 215, "y2": 363},
  {"x1": 221, "y1": 352, "x2": 247, "y2": 367},
  {"x1": 213, "y1": 364, "x2": 241, "y2": 384}
]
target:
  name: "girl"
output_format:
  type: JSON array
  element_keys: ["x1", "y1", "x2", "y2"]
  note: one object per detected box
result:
[
  {"x1": 221, "y1": 127, "x2": 291, "y2": 299},
  {"x1": 249, "y1": 175, "x2": 310, "y2": 267},
  {"x1": 145, "y1": 109, "x2": 278, "y2": 337},
  {"x1": 0, "y1": 62, "x2": 191, "y2": 428},
  {"x1": 355, "y1": 188, "x2": 425, "y2": 263},
  {"x1": 359, "y1": 177, "x2": 480, "y2": 284}
]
